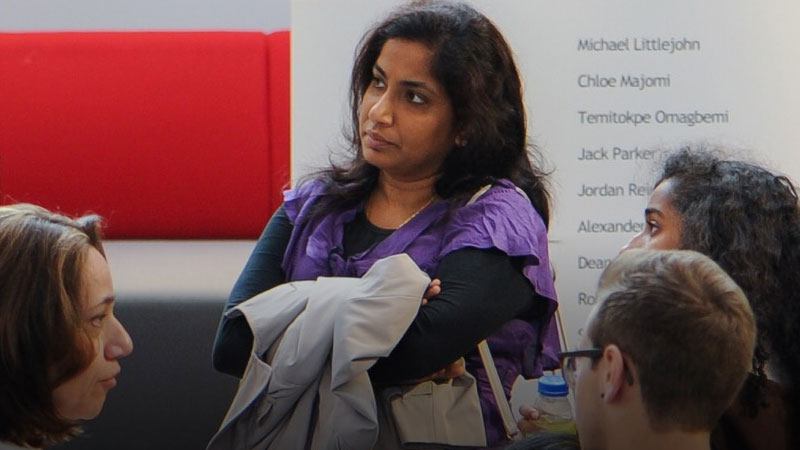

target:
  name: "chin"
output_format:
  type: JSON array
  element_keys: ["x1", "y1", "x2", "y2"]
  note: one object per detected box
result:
[
  {"x1": 68, "y1": 399, "x2": 106, "y2": 421},
  {"x1": 362, "y1": 152, "x2": 387, "y2": 171}
]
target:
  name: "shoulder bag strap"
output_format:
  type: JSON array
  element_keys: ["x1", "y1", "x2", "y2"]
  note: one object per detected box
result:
[
  {"x1": 477, "y1": 340, "x2": 520, "y2": 440},
  {"x1": 467, "y1": 184, "x2": 521, "y2": 441}
]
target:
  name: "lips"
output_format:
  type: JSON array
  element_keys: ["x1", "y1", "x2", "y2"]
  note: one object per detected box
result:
[
  {"x1": 364, "y1": 130, "x2": 396, "y2": 149},
  {"x1": 99, "y1": 370, "x2": 120, "y2": 389}
]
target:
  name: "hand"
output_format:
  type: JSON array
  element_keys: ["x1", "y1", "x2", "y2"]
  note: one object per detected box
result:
[
  {"x1": 427, "y1": 357, "x2": 465, "y2": 380},
  {"x1": 420, "y1": 278, "x2": 441, "y2": 306},
  {"x1": 408, "y1": 357, "x2": 465, "y2": 384},
  {"x1": 517, "y1": 405, "x2": 545, "y2": 434}
]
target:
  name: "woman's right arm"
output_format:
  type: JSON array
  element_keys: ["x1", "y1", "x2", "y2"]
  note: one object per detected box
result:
[{"x1": 212, "y1": 204, "x2": 293, "y2": 377}]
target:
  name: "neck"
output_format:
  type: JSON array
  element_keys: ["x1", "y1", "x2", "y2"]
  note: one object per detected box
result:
[
  {"x1": 373, "y1": 172, "x2": 437, "y2": 208},
  {"x1": 604, "y1": 418, "x2": 710, "y2": 450},
  {"x1": 365, "y1": 173, "x2": 437, "y2": 229},
  {"x1": 609, "y1": 430, "x2": 710, "y2": 450},
  {"x1": 597, "y1": 393, "x2": 711, "y2": 450}
]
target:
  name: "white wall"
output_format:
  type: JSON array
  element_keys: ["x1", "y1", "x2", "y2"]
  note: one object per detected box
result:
[{"x1": 0, "y1": 0, "x2": 290, "y2": 31}]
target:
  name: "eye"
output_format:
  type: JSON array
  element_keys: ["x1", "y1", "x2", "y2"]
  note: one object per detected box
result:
[
  {"x1": 90, "y1": 313, "x2": 108, "y2": 328},
  {"x1": 370, "y1": 75, "x2": 385, "y2": 89},
  {"x1": 406, "y1": 90, "x2": 426, "y2": 105},
  {"x1": 646, "y1": 220, "x2": 660, "y2": 234}
]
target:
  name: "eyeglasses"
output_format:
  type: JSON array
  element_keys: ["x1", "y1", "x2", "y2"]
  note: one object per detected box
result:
[
  {"x1": 557, "y1": 349, "x2": 603, "y2": 388},
  {"x1": 557, "y1": 348, "x2": 635, "y2": 389}
]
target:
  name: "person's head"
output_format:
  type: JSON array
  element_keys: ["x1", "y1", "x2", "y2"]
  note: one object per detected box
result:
[
  {"x1": 320, "y1": 0, "x2": 549, "y2": 222},
  {"x1": 622, "y1": 147, "x2": 800, "y2": 400},
  {"x1": 620, "y1": 176, "x2": 682, "y2": 251},
  {"x1": 0, "y1": 204, "x2": 133, "y2": 447},
  {"x1": 565, "y1": 249, "x2": 754, "y2": 448}
]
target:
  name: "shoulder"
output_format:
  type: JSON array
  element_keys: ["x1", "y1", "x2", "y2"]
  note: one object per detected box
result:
[
  {"x1": 441, "y1": 179, "x2": 548, "y2": 257},
  {"x1": 452, "y1": 179, "x2": 546, "y2": 230},
  {"x1": 0, "y1": 442, "x2": 38, "y2": 450},
  {"x1": 711, "y1": 377, "x2": 791, "y2": 450},
  {"x1": 284, "y1": 178, "x2": 326, "y2": 205},
  {"x1": 283, "y1": 178, "x2": 327, "y2": 223}
]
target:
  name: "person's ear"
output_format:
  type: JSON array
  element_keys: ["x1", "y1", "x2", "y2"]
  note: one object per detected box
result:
[
  {"x1": 600, "y1": 344, "x2": 627, "y2": 403},
  {"x1": 453, "y1": 125, "x2": 469, "y2": 148}
]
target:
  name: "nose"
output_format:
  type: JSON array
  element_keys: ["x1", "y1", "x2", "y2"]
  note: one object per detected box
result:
[
  {"x1": 620, "y1": 231, "x2": 644, "y2": 253},
  {"x1": 105, "y1": 315, "x2": 133, "y2": 360},
  {"x1": 367, "y1": 91, "x2": 393, "y2": 126}
]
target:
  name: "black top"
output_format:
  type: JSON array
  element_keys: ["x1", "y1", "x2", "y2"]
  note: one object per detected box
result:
[
  {"x1": 212, "y1": 204, "x2": 542, "y2": 382},
  {"x1": 711, "y1": 376, "x2": 793, "y2": 450}
]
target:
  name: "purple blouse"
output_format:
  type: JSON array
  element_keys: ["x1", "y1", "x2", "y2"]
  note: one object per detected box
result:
[{"x1": 281, "y1": 178, "x2": 560, "y2": 445}]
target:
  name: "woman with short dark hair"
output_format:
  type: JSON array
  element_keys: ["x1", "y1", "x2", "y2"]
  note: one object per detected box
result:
[{"x1": 0, "y1": 204, "x2": 132, "y2": 449}]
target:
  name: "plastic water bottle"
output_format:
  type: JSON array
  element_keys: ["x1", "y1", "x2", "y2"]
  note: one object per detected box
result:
[{"x1": 531, "y1": 374, "x2": 576, "y2": 433}]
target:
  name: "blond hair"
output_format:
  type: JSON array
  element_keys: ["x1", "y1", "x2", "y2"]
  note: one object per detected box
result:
[{"x1": 590, "y1": 249, "x2": 755, "y2": 430}]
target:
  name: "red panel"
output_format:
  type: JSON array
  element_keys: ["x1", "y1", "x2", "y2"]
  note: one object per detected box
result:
[{"x1": 0, "y1": 31, "x2": 287, "y2": 238}]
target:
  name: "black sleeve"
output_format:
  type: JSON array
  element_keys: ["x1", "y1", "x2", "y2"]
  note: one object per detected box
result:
[
  {"x1": 368, "y1": 246, "x2": 538, "y2": 383},
  {"x1": 212, "y1": 204, "x2": 292, "y2": 377}
]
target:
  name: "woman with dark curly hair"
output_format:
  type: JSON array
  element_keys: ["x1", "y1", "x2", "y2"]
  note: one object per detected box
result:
[
  {"x1": 213, "y1": 1, "x2": 559, "y2": 446},
  {"x1": 519, "y1": 147, "x2": 798, "y2": 449},
  {"x1": 621, "y1": 147, "x2": 799, "y2": 450},
  {"x1": 0, "y1": 204, "x2": 133, "y2": 449}
]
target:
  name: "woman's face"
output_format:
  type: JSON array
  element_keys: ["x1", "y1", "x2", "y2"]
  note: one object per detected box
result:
[
  {"x1": 359, "y1": 38, "x2": 458, "y2": 181},
  {"x1": 52, "y1": 247, "x2": 133, "y2": 420},
  {"x1": 622, "y1": 178, "x2": 683, "y2": 251}
]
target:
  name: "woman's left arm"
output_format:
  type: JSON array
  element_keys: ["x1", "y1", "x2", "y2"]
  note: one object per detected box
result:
[
  {"x1": 369, "y1": 246, "x2": 539, "y2": 383},
  {"x1": 212, "y1": 204, "x2": 293, "y2": 377}
]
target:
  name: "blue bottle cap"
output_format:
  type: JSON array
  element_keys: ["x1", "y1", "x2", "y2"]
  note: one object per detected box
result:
[{"x1": 538, "y1": 374, "x2": 569, "y2": 396}]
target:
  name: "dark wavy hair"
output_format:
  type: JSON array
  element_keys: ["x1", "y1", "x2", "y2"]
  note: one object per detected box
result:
[
  {"x1": 0, "y1": 204, "x2": 105, "y2": 447},
  {"x1": 658, "y1": 147, "x2": 800, "y2": 416},
  {"x1": 310, "y1": 0, "x2": 550, "y2": 224}
]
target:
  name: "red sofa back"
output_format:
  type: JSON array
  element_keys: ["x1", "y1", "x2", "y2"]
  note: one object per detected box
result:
[{"x1": 0, "y1": 31, "x2": 290, "y2": 238}]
